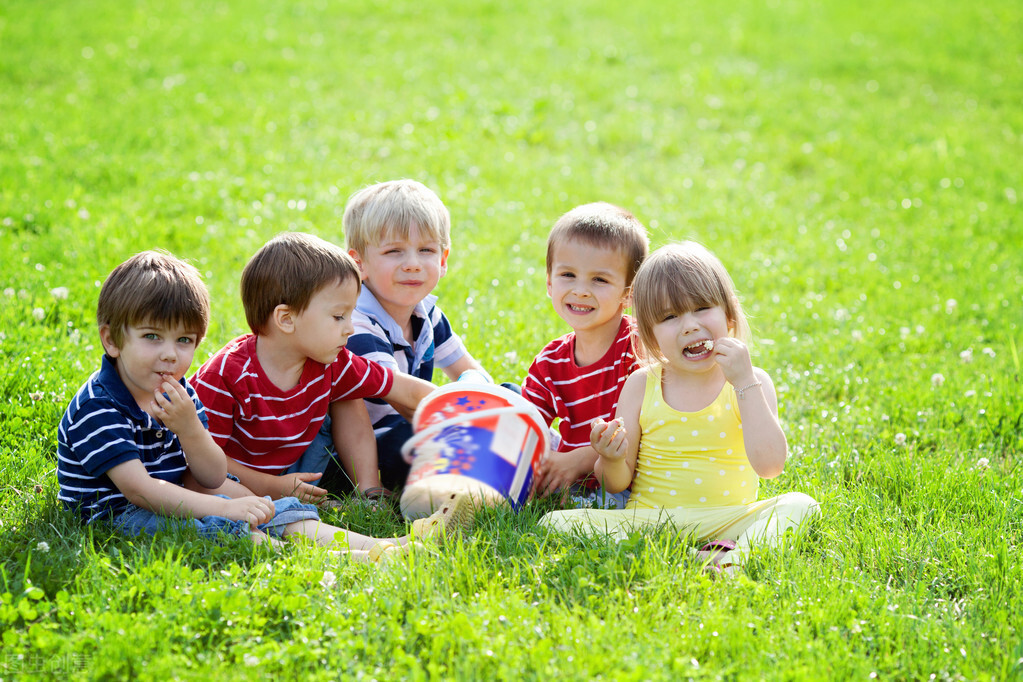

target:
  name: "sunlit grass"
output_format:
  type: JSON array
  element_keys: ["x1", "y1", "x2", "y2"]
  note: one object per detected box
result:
[{"x1": 1, "y1": 0, "x2": 1020, "y2": 678}]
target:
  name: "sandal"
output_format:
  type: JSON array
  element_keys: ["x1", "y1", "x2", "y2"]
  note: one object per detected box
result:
[{"x1": 410, "y1": 492, "x2": 474, "y2": 542}]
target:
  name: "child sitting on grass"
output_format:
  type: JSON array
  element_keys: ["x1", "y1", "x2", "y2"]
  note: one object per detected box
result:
[
  {"x1": 539, "y1": 242, "x2": 819, "y2": 576},
  {"x1": 341, "y1": 180, "x2": 497, "y2": 498},
  {"x1": 191, "y1": 232, "x2": 438, "y2": 506},
  {"x1": 57, "y1": 250, "x2": 452, "y2": 560},
  {"x1": 522, "y1": 202, "x2": 649, "y2": 508}
]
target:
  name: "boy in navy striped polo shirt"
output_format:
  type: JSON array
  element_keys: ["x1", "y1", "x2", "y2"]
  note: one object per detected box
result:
[
  {"x1": 341, "y1": 180, "x2": 495, "y2": 498},
  {"x1": 522, "y1": 203, "x2": 649, "y2": 509},
  {"x1": 59, "y1": 250, "x2": 444, "y2": 557}
]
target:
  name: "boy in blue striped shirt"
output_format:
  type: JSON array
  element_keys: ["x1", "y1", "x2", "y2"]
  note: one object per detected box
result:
[
  {"x1": 56, "y1": 250, "x2": 443, "y2": 557},
  {"x1": 340, "y1": 180, "x2": 493, "y2": 498}
]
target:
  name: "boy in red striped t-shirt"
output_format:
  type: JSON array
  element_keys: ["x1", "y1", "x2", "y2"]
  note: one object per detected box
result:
[
  {"x1": 191, "y1": 232, "x2": 436, "y2": 504},
  {"x1": 522, "y1": 203, "x2": 649, "y2": 508}
]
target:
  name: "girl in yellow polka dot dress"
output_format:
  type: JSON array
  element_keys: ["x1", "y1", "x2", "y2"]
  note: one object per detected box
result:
[{"x1": 539, "y1": 242, "x2": 819, "y2": 576}]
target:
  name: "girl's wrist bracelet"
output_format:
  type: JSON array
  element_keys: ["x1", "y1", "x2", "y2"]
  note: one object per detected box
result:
[{"x1": 735, "y1": 380, "x2": 763, "y2": 400}]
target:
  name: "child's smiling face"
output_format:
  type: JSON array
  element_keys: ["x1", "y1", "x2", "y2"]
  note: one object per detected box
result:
[
  {"x1": 546, "y1": 237, "x2": 631, "y2": 336},
  {"x1": 351, "y1": 223, "x2": 449, "y2": 323},
  {"x1": 652, "y1": 305, "x2": 733, "y2": 371}
]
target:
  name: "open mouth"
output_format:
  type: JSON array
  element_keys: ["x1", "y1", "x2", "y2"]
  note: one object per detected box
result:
[
  {"x1": 682, "y1": 339, "x2": 714, "y2": 358},
  {"x1": 567, "y1": 303, "x2": 594, "y2": 313}
]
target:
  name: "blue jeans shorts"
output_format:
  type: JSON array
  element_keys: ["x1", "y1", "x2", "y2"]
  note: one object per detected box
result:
[
  {"x1": 568, "y1": 484, "x2": 632, "y2": 510},
  {"x1": 285, "y1": 415, "x2": 335, "y2": 481},
  {"x1": 112, "y1": 495, "x2": 320, "y2": 539}
]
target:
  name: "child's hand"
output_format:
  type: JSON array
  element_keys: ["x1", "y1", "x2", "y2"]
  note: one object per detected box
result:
[
  {"x1": 590, "y1": 418, "x2": 628, "y2": 462},
  {"x1": 220, "y1": 495, "x2": 276, "y2": 528},
  {"x1": 152, "y1": 378, "x2": 204, "y2": 437},
  {"x1": 534, "y1": 449, "x2": 591, "y2": 498},
  {"x1": 712, "y1": 337, "x2": 756, "y2": 387},
  {"x1": 278, "y1": 472, "x2": 327, "y2": 504}
]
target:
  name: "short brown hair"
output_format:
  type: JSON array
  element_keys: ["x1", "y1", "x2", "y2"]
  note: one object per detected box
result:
[
  {"x1": 632, "y1": 241, "x2": 751, "y2": 363},
  {"x1": 97, "y1": 250, "x2": 210, "y2": 350},
  {"x1": 343, "y1": 179, "x2": 451, "y2": 254},
  {"x1": 241, "y1": 232, "x2": 361, "y2": 334},
  {"x1": 546, "y1": 202, "x2": 649, "y2": 287}
]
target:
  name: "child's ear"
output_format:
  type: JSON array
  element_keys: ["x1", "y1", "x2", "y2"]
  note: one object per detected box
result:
[
  {"x1": 99, "y1": 324, "x2": 121, "y2": 358},
  {"x1": 347, "y1": 249, "x2": 368, "y2": 281},
  {"x1": 439, "y1": 246, "x2": 450, "y2": 277},
  {"x1": 622, "y1": 286, "x2": 633, "y2": 309},
  {"x1": 272, "y1": 305, "x2": 296, "y2": 335},
  {"x1": 546, "y1": 273, "x2": 553, "y2": 298}
]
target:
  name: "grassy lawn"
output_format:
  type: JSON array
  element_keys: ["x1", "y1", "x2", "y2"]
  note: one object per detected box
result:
[{"x1": 1, "y1": 0, "x2": 1021, "y2": 678}]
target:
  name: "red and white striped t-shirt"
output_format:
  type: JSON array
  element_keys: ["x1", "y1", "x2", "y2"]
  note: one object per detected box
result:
[
  {"x1": 192, "y1": 334, "x2": 394, "y2": 474},
  {"x1": 523, "y1": 316, "x2": 638, "y2": 461}
]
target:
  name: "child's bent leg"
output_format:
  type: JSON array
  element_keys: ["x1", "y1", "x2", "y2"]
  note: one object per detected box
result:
[
  {"x1": 375, "y1": 421, "x2": 414, "y2": 491},
  {"x1": 727, "y1": 492, "x2": 819, "y2": 565},
  {"x1": 284, "y1": 417, "x2": 334, "y2": 484},
  {"x1": 538, "y1": 507, "x2": 668, "y2": 538}
]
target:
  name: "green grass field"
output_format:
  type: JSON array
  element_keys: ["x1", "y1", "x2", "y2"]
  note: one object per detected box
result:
[{"x1": 1, "y1": 0, "x2": 1021, "y2": 678}]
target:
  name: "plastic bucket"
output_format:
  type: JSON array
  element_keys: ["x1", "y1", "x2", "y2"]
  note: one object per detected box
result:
[{"x1": 399, "y1": 382, "x2": 549, "y2": 519}]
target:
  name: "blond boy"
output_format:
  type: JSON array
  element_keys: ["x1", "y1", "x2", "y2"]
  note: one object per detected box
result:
[{"x1": 342, "y1": 180, "x2": 491, "y2": 495}]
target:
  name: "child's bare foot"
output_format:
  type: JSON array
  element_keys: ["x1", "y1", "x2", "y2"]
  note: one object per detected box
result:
[
  {"x1": 331, "y1": 539, "x2": 436, "y2": 566},
  {"x1": 409, "y1": 492, "x2": 474, "y2": 543}
]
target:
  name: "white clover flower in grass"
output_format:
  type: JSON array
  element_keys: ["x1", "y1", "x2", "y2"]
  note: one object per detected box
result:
[
  {"x1": 50, "y1": 286, "x2": 69, "y2": 300},
  {"x1": 36, "y1": 541, "x2": 50, "y2": 553},
  {"x1": 319, "y1": 570, "x2": 337, "y2": 589},
  {"x1": 982, "y1": 347, "x2": 996, "y2": 358},
  {"x1": 3, "y1": 287, "x2": 14, "y2": 297},
  {"x1": 931, "y1": 373, "x2": 945, "y2": 388},
  {"x1": 894, "y1": 433, "x2": 907, "y2": 446},
  {"x1": 960, "y1": 349, "x2": 973, "y2": 364},
  {"x1": 503, "y1": 351, "x2": 518, "y2": 364},
  {"x1": 975, "y1": 457, "x2": 989, "y2": 469},
  {"x1": 945, "y1": 299, "x2": 957, "y2": 313},
  {"x1": 32, "y1": 307, "x2": 45, "y2": 322}
]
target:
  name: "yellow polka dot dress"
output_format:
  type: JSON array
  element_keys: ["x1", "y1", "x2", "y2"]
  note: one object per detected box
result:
[{"x1": 628, "y1": 365, "x2": 759, "y2": 509}]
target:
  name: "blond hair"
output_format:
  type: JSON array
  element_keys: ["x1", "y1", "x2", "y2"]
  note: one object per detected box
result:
[
  {"x1": 241, "y1": 232, "x2": 361, "y2": 335},
  {"x1": 546, "y1": 202, "x2": 649, "y2": 287},
  {"x1": 343, "y1": 179, "x2": 451, "y2": 254},
  {"x1": 632, "y1": 242, "x2": 751, "y2": 362},
  {"x1": 97, "y1": 250, "x2": 210, "y2": 349}
]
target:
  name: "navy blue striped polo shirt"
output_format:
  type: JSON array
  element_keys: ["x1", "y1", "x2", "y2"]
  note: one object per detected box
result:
[{"x1": 57, "y1": 355, "x2": 207, "y2": 523}]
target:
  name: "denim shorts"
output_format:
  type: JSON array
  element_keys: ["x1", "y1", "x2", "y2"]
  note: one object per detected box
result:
[
  {"x1": 112, "y1": 495, "x2": 320, "y2": 539},
  {"x1": 568, "y1": 485, "x2": 632, "y2": 510},
  {"x1": 285, "y1": 415, "x2": 334, "y2": 481}
]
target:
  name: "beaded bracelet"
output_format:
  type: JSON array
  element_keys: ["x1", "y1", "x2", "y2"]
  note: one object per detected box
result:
[{"x1": 735, "y1": 380, "x2": 763, "y2": 400}]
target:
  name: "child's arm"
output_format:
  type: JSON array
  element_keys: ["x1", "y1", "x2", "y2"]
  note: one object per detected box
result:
[
  {"x1": 591, "y1": 369, "x2": 645, "y2": 493},
  {"x1": 151, "y1": 377, "x2": 227, "y2": 489},
  {"x1": 713, "y1": 338, "x2": 787, "y2": 478},
  {"x1": 106, "y1": 459, "x2": 275, "y2": 527},
  {"x1": 441, "y1": 353, "x2": 487, "y2": 382},
  {"x1": 225, "y1": 459, "x2": 328, "y2": 503},
  {"x1": 381, "y1": 373, "x2": 436, "y2": 422},
  {"x1": 330, "y1": 398, "x2": 382, "y2": 493}
]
